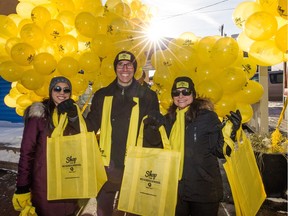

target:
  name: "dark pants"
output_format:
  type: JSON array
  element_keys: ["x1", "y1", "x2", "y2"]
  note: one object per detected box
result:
[
  {"x1": 175, "y1": 199, "x2": 220, "y2": 216},
  {"x1": 97, "y1": 188, "x2": 138, "y2": 216}
]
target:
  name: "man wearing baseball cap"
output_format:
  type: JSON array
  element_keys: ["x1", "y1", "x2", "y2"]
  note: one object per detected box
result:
[{"x1": 85, "y1": 50, "x2": 160, "y2": 215}]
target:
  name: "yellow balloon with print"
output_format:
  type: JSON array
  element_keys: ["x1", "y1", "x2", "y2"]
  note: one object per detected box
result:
[
  {"x1": 275, "y1": 24, "x2": 288, "y2": 53},
  {"x1": 240, "y1": 57, "x2": 257, "y2": 79},
  {"x1": 232, "y1": 1, "x2": 263, "y2": 29},
  {"x1": 21, "y1": 69, "x2": 45, "y2": 90},
  {"x1": 277, "y1": 0, "x2": 288, "y2": 19},
  {"x1": 57, "y1": 35, "x2": 78, "y2": 56},
  {"x1": 33, "y1": 52, "x2": 57, "y2": 75},
  {"x1": 0, "y1": 60, "x2": 25, "y2": 82},
  {"x1": 219, "y1": 66, "x2": 247, "y2": 93},
  {"x1": 11, "y1": 43, "x2": 36, "y2": 66},
  {"x1": 249, "y1": 39, "x2": 284, "y2": 66},
  {"x1": 31, "y1": 6, "x2": 51, "y2": 26},
  {"x1": 44, "y1": 19, "x2": 65, "y2": 42},
  {"x1": 235, "y1": 80, "x2": 264, "y2": 104},
  {"x1": 244, "y1": 12, "x2": 278, "y2": 41}
]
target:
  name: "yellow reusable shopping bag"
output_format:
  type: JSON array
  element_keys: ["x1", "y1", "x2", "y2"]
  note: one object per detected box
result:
[
  {"x1": 47, "y1": 106, "x2": 107, "y2": 200},
  {"x1": 118, "y1": 117, "x2": 181, "y2": 216},
  {"x1": 222, "y1": 121, "x2": 266, "y2": 216}
]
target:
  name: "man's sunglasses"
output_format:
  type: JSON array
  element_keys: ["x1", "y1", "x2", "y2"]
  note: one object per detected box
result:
[
  {"x1": 172, "y1": 89, "x2": 192, "y2": 97},
  {"x1": 53, "y1": 86, "x2": 71, "y2": 94}
]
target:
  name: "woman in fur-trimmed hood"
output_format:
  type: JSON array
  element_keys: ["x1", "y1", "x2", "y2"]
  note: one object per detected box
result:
[{"x1": 12, "y1": 76, "x2": 80, "y2": 216}]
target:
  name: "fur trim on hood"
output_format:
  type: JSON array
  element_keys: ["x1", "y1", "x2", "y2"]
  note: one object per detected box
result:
[{"x1": 26, "y1": 102, "x2": 46, "y2": 118}]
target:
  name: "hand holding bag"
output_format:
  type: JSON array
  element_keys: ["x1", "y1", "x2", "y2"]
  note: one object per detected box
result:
[
  {"x1": 117, "y1": 117, "x2": 181, "y2": 216},
  {"x1": 47, "y1": 106, "x2": 107, "y2": 200},
  {"x1": 222, "y1": 121, "x2": 266, "y2": 216}
]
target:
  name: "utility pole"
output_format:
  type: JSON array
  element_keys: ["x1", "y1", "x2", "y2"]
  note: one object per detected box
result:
[{"x1": 219, "y1": 24, "x2": 224, "y2": 36}]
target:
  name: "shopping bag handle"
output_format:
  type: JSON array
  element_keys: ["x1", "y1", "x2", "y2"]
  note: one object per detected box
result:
[
  {"x1": 51, "y1": 105, "x2": 88, "y2": 137},
  {"x1": 136, "y1": 116, "x2": 171, "y2": 150}
]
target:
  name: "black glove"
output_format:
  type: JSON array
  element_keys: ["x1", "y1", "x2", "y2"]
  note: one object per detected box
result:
[
  {"x1": 57, "y1": 99, "x2": 77, "y2": 118},
  {"x1": 143, "y1": 111, "x2": 165, "y2": 130},
  {"x1": 227, "y1": 110, "x2": 242, "y2": 142}
]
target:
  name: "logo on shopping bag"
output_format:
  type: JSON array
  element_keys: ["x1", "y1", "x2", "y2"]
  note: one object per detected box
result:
[
  {"x1": 63, "y1": 155, "x2": 81, "y2": 174},
  {"x1": 145, "y1": 170, "x2": 157, "y2": 180},
  {"x1": 139, "y1": 170, "x2": 160, "y2": 190}
]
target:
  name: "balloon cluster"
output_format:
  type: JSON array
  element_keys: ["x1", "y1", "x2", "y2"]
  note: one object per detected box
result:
[
  {"x1": 0, "y1": 0, "x2": 154, "y2": 116},
  {"x1": 0, "y1": 0, "x2": 285, "y2": 123},
  {"x1": 150, "y1": 32, "x2": 263, "y2": 123},
  {"x1": 233, "y1": 0, "x2": 288, "y2": 66}
]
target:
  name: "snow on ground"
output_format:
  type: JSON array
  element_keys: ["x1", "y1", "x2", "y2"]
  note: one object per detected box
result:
[{"x1": 0, "y1": 121, "x2": 23, "y2": 146}]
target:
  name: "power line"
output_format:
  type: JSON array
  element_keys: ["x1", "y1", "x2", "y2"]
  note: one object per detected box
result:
[{"x1": 159, "y1": 0, "x2": 229, "y2": 20}]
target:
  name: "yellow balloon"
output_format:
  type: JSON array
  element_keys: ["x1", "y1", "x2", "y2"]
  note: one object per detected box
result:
[
  {"x1": 16, "y1": 82, "x2": 30, "y2": 94},
  {"x1": 0, "y1": 15, "x2": 18, "y2": 39},
  {"x1": 175, "y1": 32, "x2": 199, "y2": 48},
  {"x1": 16, "y1": 105, "x2": 26, "y2": 116},
  {"x1": 75, "y1": 12, "x2": 98, "y2": 38},
  {"x1": 210, "y1": 37, "x2": 239, "y2": 67},
  {"x1": 275, "y1": 24, "x2": 288, "y2": 53},
  {"x1": 57, "y1": 35, "x2": 78, "y2": 56},
  {"x1": 21, "y1": 69, "x2": 45, "y2": 90},
  {"x1": 240, "y1": 57, "x2": 257, "y2": 79},
  {"x1": 244, "y1": 12, "x2": 278, "y2": 41},
  {"x1": 159, "y1": 90, "x2": 173, "y2": 111},
  {"x1": 44, "y1": 19, "x2": 65, "y2": 42},
  {"x1": 91, "y1": 34, "x2": 114, "y2": 58},
  {"x1": 257, "y1": 0, "x2": 278, "y2": 16},
  {"x1": 0, "y1": 60, "x2": 25, "y2": 82},
  {"x1": 16, "y1": 2, "x2": 35, "y2": 19},
  {"x1": 249, "y1": 39, "x2": 285, "y2": 66},
  {"x1": 235, "y1": 103, "x2": 253, "y2": 123},
  {"x1": 5, "y1": 37, "x2": 22, "y2": 56},
  {"x1": 215, "y1": 94, "x2": 237, "y2": 118},
  {"x1": 70, "y1": 74, "x2": 89, "y2": 95},
  {"x1": 232, "y1": 1, "x2": 263, "y2": 29},
  {"x1": 11, "y1": 43, "x2": 36, "y2": 66},
  {"x1": 16, "y1": 94, "x2": 33, "y2": 108},
  {"x1": 235, "y1": 80, "x2": 264, "y2": 104},
  {"x1": 278, "y1": 0, "x2": 288, "y2": 19},
  {"x1": 20, "y1": 23, "x2": 44, "y2": 48},
  {"x1": 197, "y1": 36, "x2": 218, "y2": 63},
  {"x1": 52, "y1": 0, "x2": 76, "y2": 12},
  {"x1": 4, "y1": 94, "x2": 17, "y2": 108},
  {"x1": 112, "y1": 2, "x2": 131, "y2": 19},
  {"x1": 31, "y1": 6, "x2": 51, "y2": 26},
  {"x1": 107, "y1": 17, "x2": 130, "y2": 36},
  {"x1": 219, "y1": 66, "x2": 247, "y2": 93},
  {"x1": 57, "y1": 56, "x2": 79, "y2": 77},
  {"x1": 56, "y1": 10, "x2": 76, "y2": 33},
  {"x1": 33, "y1": 52, "x2": 57, "y2": 75},
  {"x1": 237, "y1": 31, "x2": 255, "y2": 52},
  {"x1": 196, "y1": 79, "x2": 223, "y2": 103},
  {"x1": 196, "y1": 64, "x2": 221, "y2": 81},
  {"x1": 79, "y1": 52, "x2": 101, "y2": 74}
]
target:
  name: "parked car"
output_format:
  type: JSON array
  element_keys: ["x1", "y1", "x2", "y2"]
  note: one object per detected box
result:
[{"x1": 251, "y1": 70, "x2": 284, "y2": 101}]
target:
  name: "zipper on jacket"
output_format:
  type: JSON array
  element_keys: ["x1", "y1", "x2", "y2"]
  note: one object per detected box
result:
[
  {"x1": 193, "y1": 126, "x2": 197, "y2": 142},
  {"x1": 121, "y1": 88, "x2": 124, "y2": 95}
]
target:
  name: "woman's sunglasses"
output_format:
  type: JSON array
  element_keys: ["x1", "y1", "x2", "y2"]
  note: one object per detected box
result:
[
  {"x1": 53, "y1": 86, "x2": 71, "y2": 94},
  {"x1": 172, "y1": 89, "x2": 192, "y2": 97}
]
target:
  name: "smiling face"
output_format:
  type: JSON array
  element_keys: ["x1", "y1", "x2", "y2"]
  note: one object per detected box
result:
[
  {"x1": 51, "y1": 82, "x2": 71, "y2": 106},
  {"x1": 116, "y1": 60, "x2": 135, "y2": 87},
  {"x1": 173, "y1": 88, "x2": 193, "y2": 109}
]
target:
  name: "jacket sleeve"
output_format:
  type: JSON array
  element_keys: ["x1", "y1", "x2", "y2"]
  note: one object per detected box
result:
[
  {"x1": 16, "y1": 117, "x2": 45, "y2": 189},
  {"x1": 208, "y1": 112, "x2": 225, "y2": 158}
]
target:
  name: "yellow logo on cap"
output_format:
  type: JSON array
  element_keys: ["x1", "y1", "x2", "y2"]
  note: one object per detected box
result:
[
  {"x1": 118, "y1": 53, "x2": 131, "y2": 61},
  {"x1": 176, "y1": 81, "x2": 189, "y2": 88}
]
